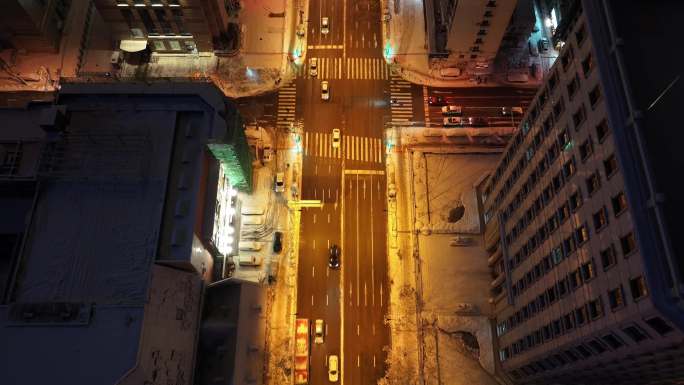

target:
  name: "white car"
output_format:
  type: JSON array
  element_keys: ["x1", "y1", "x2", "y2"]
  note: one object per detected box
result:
[
  {"x1": 332, "y1": 128, "x2": 341, "y2": 148},
  {"x1": 314, "y1": 319, "x2": 324, "y2": 344},
  {"x1": 321, "y1": 81, "x2": 330, "y2": 101},
  {"x1": 443, "y1": 116, "x2": 463, "y2": 126},
  {"x1": 328, "y1": 355, "x2": 339, "y2": 382},
  {"x1": 321, "y1": 17, "x2": 330, "y2": 34},
  {"x1": 441, "y1": 105, "x2": 463, "y2": 116},
  {"x1": 310, "y1": 58, "x2": 318, "y2": 77}
]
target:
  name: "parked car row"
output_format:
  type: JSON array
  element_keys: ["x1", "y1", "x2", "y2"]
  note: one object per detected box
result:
[{"x1": 443, "y1": 116, "x2": 489, "y2": 127}]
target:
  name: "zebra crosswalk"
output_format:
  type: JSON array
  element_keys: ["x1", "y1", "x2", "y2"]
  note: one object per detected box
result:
[
  {"x1": 276, "y1": 82, "x2": 296, "y2": 129},
  {"x1": 389, "y1": 73, "x2": 415, "y2": 123},
  {"x1": 303, "y1": 132, "x2": 383, "y2": 163},
  {"x1": 297, "y1": 57, "x2": 391, "y2": 80}
]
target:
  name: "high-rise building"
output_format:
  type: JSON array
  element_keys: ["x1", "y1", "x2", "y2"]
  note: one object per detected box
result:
[
  {"x1": 481, "y1": 1, "x2": 684, "y2": 384},
  {"x1": 0, "y1": 83, "x2": 251, "y2": 384},
  {"x1": 0, "y1": 0, "x2": 71, "y2": 52},
  {"x1": 425, "y1": 0, "x2": 530, "y2": 73},
  {"x1": 93, "y1": 0, "x2": 235, "y2": 53}
]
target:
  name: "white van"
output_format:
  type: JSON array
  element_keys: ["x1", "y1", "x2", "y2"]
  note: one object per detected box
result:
[
  {"x1": 239, "y1": 241, "x2": 262, "y2": 251},
  {"x1": 239, "y1": 255, "x2": 263, "y2": 266}
]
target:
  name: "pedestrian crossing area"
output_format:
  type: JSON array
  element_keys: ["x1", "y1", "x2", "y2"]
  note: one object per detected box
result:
[
  {"x1": 296, "y1": 57, "x2": 391, "y2": 80},
  {"x1": 389, "y1": 73, "x2": 414, "y2": 123},
  {"x1": 276, "y1": 82, "x2": 296, "y2": 129},
  {"x1": 303, "y1": 132, "x2": 383, "y2": 163}
]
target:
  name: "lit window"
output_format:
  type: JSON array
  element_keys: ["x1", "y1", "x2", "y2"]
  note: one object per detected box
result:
[
  {"x1": 580, "y1": 260, "x2": 595, "y2": 281},
  {"x1": 629, "y1": 276, "x2": 648, "y2": 300},
  {"x1": 592, "y1": 206, "x2": 609, "y2": 232},
  {"x1": 600, "y1": 244, "x2": 617, "y2": 270},
  {"x1": 604, "y1": 154, "x2": 619, "y2": 178},
  {"x1": 620, "y1": 232, "x2": 637, "y2": 256},
  {"x1": 608, "y1": 286, "x2": 626, "y2": 310}
]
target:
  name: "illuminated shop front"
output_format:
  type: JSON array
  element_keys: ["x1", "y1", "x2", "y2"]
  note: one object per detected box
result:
[{"x1": 212, "y1": 163, "x2": 239, "y2": 257}]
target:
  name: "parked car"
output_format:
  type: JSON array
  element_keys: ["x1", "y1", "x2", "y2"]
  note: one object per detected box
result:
[
  {"x1": 441, "y1": 105, "x2": 463, "y2": 116},
  {"x1": 274, "y1": 172, "x2": 285, "y2": 192},
  {"x1": 321, "y1": 81, "x2": 330, "y2": 101},
  {"x1": 428, "y1": 95, "x2": 446, "y2": 106},
  {"x1": 443, "y1": 116, "x2": 463, "y2": 127},
  {"x1": 314, "y1": 319, "x2": 325, "y2": 344},
  {"x1": 332, "y1": 128, "x2": 341, "y2": 148},
  {"x1": 328, "y1": 244, "x2": 340, "y2": 268},
  {"x1": 310, "y1": 58, "x2": 318, "y2": 77},
  {"x1": 465, "y1": 116, "x2": 489, "y2": 127},
  {"x1": 321, "y1": 17, "x2": 330, "y2": 34},
  {"x1": 273, "y1": 231, "x2": 283, "y2": 253},
  {"x1": 328, "y1": 355, "x2": 339, "y2": 382}
]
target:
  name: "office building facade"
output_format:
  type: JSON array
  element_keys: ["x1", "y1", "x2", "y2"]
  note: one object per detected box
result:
[
  {"x1": 0, "y1": 0, "x2": 71, "y2": 52},
  {"x1": 481, "y1": 1, "x2": 684, "y2": 384}
]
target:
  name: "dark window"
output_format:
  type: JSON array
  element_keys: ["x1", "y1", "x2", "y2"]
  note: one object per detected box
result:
[
  {"x1": 561, "y1": 45, "x2": 575, "y2": 71},
  {"x1": 579, "y1": 136, "x2": 593, "y2": 161},
  {"x1": 558, "y1": 278, "x2": 569, "y2": 298},
  {"x1": 575, "y1": 24, "x2": 586, "y2": 46},
  {"x1": 629, "y1": 276, "x2": 648, "y2": 300},
  {"x1": 552, "y1": 319, "x2": 563, "y2": 336},
  {"x1": 645, "y1": 317, "x2": 674, "y2": 336},
  {"x1": 600, "y1": 244, "x2": 617, "y2": 270},
  {"x1": 136, "y1": 8, "x2": 159, "y2": 35},
  {"x1": 604, "y1": 154, "x2": 619, "y2": 178},
  {"x1": 596, "y1": 119, "x2": 610, "y2": 142},
  {"x1": 564, "y1": 349, "x2": 579, "y2": 362},
  {"x1": 567, "y1": 74, "x2": 580, "y2": 100},
  {"x1": 558, "y1": 202, "x2": 570, "y2": 223},
  {"x1": 563, "y1": 235, "x2": 576, "y2": 256},
  {"x1": 620, "y1": 232, "x2": 637, "y2": 256},
  {"x1": 586, "y1": 170, "x2": 601, "y2": 195},
  {"x1": 593, "y1": 206, "x2": 609, "y2": 232},
  {"x1": 553, "y1": 98, "x2": 565, "y2": 119},
  {"x1": 542, "y1": 324, "x2": 552, "y2": 340},
  {"x1": 589, "y1": 84, "x2": 602, "y2": 108},
  {"x1": 547, "y1": 214, "x2": 559, "y2": 233},
  {"x1": 608, "y1": 286, "x2": 626, "y2": 310},
  {"x1": 553, "y1": 353, "x2": 567, "y2": 366},
  {"x1": 549, "y1": 70, "x2": 559, "y2": 91},
  {"x1": 569, "y1": 189, "x2": 583, "y2": 212},
  {"x1": 563, "y1": 312, "x2": 575, "y2": 331},
  {"x1": 587, "y1": 296, "x2": 604, "y2": 320},
  {"x1": 582, "y1": 53, "x2": 594, "y2": 77},
  {"x1": 589, "y1": 339, "x2": 607, "y2": 354},
  {"x1": 622, "y1": 324, "x2": 649, "y2": 343},
  {"x1": 575, "y1": 344, "x2": 593, "y2": 358},
  {"x1": 569, "y1": 270, "x2": 582, "y2": 290},
  {"x1": 478, "y1": 29, "x2": 487, "y2": 36},
  {"x1": 602, "y1": 333, "x2": 625, "y2": 349},
  {"x1": 551, "y1": 246, "x2": 563, "y2": 265},
  {"x1": 573, "y1": 104, "x2": 586, "y2": 130},
  {"x1": 537, "y1": 293, "x2": 547, "y2": 310},
  {"x1": 581, "y1": 260, "x2": 595, "y2": 281},
  {"x1": 547, "y1": 285, "x2": 558, "y2": 303},
  {"x1": 612, "y1": 192, "x2": 628, "y2": 216},
  {"x1": 575, "y1": 306, "x2": 587, "y2": 326},
  {"x1": 575, "y1": 224, "x2": 590, "y2": 245}
]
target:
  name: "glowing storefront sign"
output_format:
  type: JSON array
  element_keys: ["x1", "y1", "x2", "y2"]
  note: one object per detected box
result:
[{"x1": 212, "y1": 164, "x2": 238, "y2": 256}]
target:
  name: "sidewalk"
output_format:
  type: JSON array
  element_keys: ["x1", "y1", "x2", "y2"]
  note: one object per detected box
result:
[{"x1": 381, "y1": 0, "x2": 548, "y2": 89}]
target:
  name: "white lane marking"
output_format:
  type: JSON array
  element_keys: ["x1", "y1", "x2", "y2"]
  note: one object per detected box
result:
[
  {"x1": 313, "y1": 239, "x2": 316, "y2": 250},
  {"x1": 311, "y1": 295, "x2": 314, "y2": 306},
  {"x1": 327, "y1": 239, "x2": 330, "y2": 249},
  {"x1": 315, "y1": 164, "x2": 318, "y2": 175},
  {"x1": 313, "y1": 213, "x2": 317, "y2": 224},
  {"x1": 374, "y1": 355, "x2": 376, "y2": 367},
  {"x1": 312, "y1": 265, "x2": 315, "y2": 277},
  {"x1": 326, "y1": 294, "x2": 329, "y2": 306},
  {"x1": 357, "y1": 355, "x2": 360, "y2": 367},
  {"x1": 372, "y1": 323, "x2": 376, "y2": 335},
  {"x1": 328, "y1": 213, "x2": 331, "y2": 223},
  {"x1": 380, "y1": 282, "x2": 383, "y2": 307},
  {"x1": 357, "y1": 324, "x2": 360, "y2": 336},
  {"x1": 364, "y1": 281, "x2": 367, "y2": 306}
]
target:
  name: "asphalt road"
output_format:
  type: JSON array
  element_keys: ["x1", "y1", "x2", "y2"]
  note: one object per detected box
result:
[
  {"x1": 292, "y1": 1, "x2": 535, "y2": 384},
  {"x1": 295, "y1": 0, "x2": 389, "y2": 384}
]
